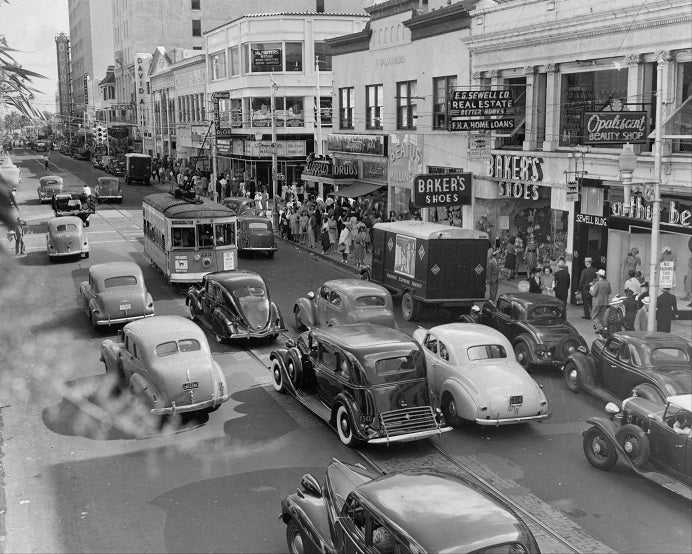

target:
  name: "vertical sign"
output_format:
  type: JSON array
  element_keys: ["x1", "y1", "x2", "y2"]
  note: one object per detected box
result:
[
  {"x1": 83, "y1": 73, "x2": 89, "y2": 105},
  {"x1": 659, "y1": 261, "x2": 675, "y2": 288}
]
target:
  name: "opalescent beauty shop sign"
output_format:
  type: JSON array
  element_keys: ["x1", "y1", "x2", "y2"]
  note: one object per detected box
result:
[
  {"x1": 583, "y1": 111, "x2": 648, "y2": 144},
  {"x1": 448, "y1": 89, "x2": 515, "y2": 131},
  {"x1": 412, "y1": 173, "x2": 472, "y2": 207}
]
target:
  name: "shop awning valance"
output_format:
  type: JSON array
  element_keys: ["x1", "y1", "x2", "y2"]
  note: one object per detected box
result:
[
  {"x1": 301, "y1": 173, "x2": 355, "y2": 186},
  {"x1": 333, "y1": 181, "x2": 385, "y2": 198}
]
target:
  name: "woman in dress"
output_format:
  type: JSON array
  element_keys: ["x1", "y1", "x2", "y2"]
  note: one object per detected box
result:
[
  {"x1": 289, "y1": 208, "x2": 300, "y2": 243},
  {"x1": 320, "y1": 216, "x2": 331, "y2": 254},
  {"x1": 505, "y1": 237, "x2": 517, "y2": 280},
  {"x1": 524, "y1": 236, "x2": 538, "y2": 273},
  {"x1": 299, "y1": 210, "x2": 309, "y2": 245},
  {"x1": 338, "y1": 223, "x2": 351, "y2": 263},
  {"x1": 540, "y1": 266, "x2": 555, "y2": 296},
  {"x1": 327, "y1": 214, "x2": 338, "y2": 247}
]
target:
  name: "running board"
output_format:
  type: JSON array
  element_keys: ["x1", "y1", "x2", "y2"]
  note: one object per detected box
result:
[{"x1": 295, "y1": 389, "x2": 332, "y2": 423}]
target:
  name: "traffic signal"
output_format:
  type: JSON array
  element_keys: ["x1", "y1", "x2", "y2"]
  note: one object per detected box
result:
[{"x1": 95, "y1": 126, "x2": 107, "y2": 144}]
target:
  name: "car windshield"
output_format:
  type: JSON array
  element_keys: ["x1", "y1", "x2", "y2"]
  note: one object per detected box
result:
[
  {"x1": 104, "y1": 275, "x2": 138, "y2": 288},
  {"x1": 233, "y1": 286, "x2": 266, "y2": 299},
  {"x1": 372, "y1": 350, "x2": 426, "y2": 383},
  {"x1": 355, "y1": 295, "x2": 386, "y2": 308},
  {"x1": 248, "y1": 222, "x2": 269, "y2": 230},
  {"x1": 56, "y1": 224, "x2": 78, "y2": 232},
  {"x1": 651, "y1": 348, "x2": 690, "y2": 363},
  {"x1": 155, "y1": 339, "x2": 201, "y2": 356},
  {"x1": 467, "y1": 344, "x2": 507, "y2": 361},
  {"x1": 528, "y1": 305, "x2": 564, "y2": 321}
]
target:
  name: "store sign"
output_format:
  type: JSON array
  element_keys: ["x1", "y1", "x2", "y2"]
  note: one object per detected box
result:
[
  {"x1": 469, "y1": 133, "x2": 491, "y2": 161},
  {"x1": 303, "y1": 158, "x2": 357, "y2": 179},
  {"x1": 566, "y1": 181, "x2": 579, "y2": 202},
  {"x1": 361, "y1": 160, "x2": 388, "y2": 182},
  {"x1": 389, "y1": 134, "x2": 423, "y2": 189},
  {"x1": 610, "y1": 198, "x2": 692, "y2": 228},
  {"x1": 583, "y1": 111, "x2": 649, "y2": 144},
  {"x1": 448, "y1": 89, "x2": 515, "y2": 132},
  {"x1": 498, "y1": 181, "x2": 540, "y2": 200},
  {"x1": 252, "y1": 48, "x2": 282, "y2": 71},
  {"x1": 575, "y1": 213, "x2": 607, "y2": 227},
  {"x1": 487, "y1": 154, "x2": 543, "y2": 183},
  {"x1": 327, "y1": 134, "x2": 386, "y2": 156},
  {"x1": 412, "y1": 173, "x2": 472, "y2": 207},
  {"x1": 83, "y1": 73, "x2": 89, "y2": 105},
  {"x1": 659, "y1": 261, "x2": 675, "y2": 288}
]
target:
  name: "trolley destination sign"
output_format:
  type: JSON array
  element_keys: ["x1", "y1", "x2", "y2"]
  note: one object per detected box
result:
[{"x1": 448, "y1": 88, "x2": 516, "y2": 132}]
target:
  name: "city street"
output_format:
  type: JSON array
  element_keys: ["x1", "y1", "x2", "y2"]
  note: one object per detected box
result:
[{"x1": 0, "y1": 149, "x2": 691, "y2": 553}]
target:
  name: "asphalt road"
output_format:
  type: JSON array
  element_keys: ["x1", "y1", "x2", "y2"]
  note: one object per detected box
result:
[{"x1": 0, "y1": 150, "x2": 690, "y2": 553}]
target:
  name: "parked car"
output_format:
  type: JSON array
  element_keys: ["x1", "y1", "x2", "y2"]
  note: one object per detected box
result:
[
  {"x1": 46, "y1": 216, "x2": 89, "y2": 261},
  {"x1": 280, "y1": 460, "x2": 541, "y2": 554},
  {"x1": 221, "y1": 196, "x2": 260, "y2": 216},
  {"x1": 564, "y1": 331, "x2": 692, "y2": 404},
  {"x1": 269, "y1": 324, "x2": 451, "y2": 447},
  {"x1": 293, "y1": 279, "x2": 396, "y2": 331},
  {"x1": 462, "y1": 292, "x2": 587, "y2": 370},
  {"x1": 80, "y1": 262, "x2": 155, "y2": 329},
  {"x1": 59, "y1": 144, "x2": 72, "y2": 156},
  {"x1": 99, "y1": 315, "x2": 229, "y2": 415},
  {"x1": 74, "y1": 147, "x2": 91, "y2": 160},
  {"x1": 52, "y1": 192, "x2": 95, "y2": 227},
  {"x1": 108, "y1": 158, "x2": 125, "y2": 176},
  {"x1": 34, "y1": 140, "x2": 48, "y2": 152},
  {"x1": 413, "y1": 323, "x2": 549, "y2": 427},
  {"x1": 236, "y1": 215, "x2": 276, "y2": 258},
  {"x1": 37, "y1": 175, "x2": 64, "y2": 203},
  {"x1": 186, "y1": 270, "x2": 285, "y2": 343},
  {"x1": 582, "y1": 394, "x2": 691, "y2": 500},
  {"x1": 99, "y1": 155, "x2": 112, "y2": 171},
  {"x1": 94, "y1": 176, "x2": 123, "y2": 203}
]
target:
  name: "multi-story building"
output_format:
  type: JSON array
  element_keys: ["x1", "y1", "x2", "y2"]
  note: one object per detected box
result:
[{"x1": 55, "y1": 33, "x2": 72, "y2": 133}]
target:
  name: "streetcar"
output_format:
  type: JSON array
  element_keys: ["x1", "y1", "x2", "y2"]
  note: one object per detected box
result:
[{"x1": 142, "y1": 192, "x2": 238, "y2": 285}]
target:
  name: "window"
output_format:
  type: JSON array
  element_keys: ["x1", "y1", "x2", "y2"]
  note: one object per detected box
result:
[
  {"x1": 250, "y1": 42, "x2": 282, "y2": 73},
  {"x1": 329, "y1": 291, "x2": 342, "y2": 307},
  {"x1": 192, "y1": 19, "x2": 201, "y2": 37},
  {"x1": 215, "y1": 222, "x2": 235, "y2": 246},
  {"x1": 605, "y1": 339, "x2": 621, "y2": 356},
  {"x1": 197, "y1": 223, "x2": 214, "y2": 248},
  {"x1": 155, "y1": 339, "x2": 201, "y2": 356},
  {"x1": 396, "y1": 80, "x2": 417, "y2": 130},
  {"x1": 339, "y1": 87, "x2": 354, "y2": 129},
  {"x1": 438, "y1": 341, "x2": 450, "y2": 362},
  {"x1": 229, "y1": 46, "x2": 240, "y2": 76},
  {"x1": 433, "y1": 76, "x2": 456, "y2": 129},
  {"x1": 191, "y1": 0, "x2": 200, "y2": 9},
  {"x1": 664, "y1": 60, "x2": 692, "y2": 153},
  {"x1": 424, "y1": 334, "x2": 438, "y2": 354},
  {"x1": 319, "y1": 342, "x2": 338, "y2": 369},
  {"x1": 209, "y1": 51, "x2": 226, "y2": 80},
  {"x1": 366, "y1": 84, "x2": 383, "y2": 130},
  {"x1": 285, "y1": 42, "x2": 303, "y2": 72},
  {"x1": 496, "y1": 77, "x2": 526, "y2": 148},
  {"x1": 468, "y1": 345, "x2": 507, "y2": 361},
  {"x1": 354, "y1": 295, "x2": 386, "y2": 307},
  {"x1": 319, "y1": 96, "x2": 332, "y2": 126},
  {"x1": 314, "y1": 41, "x2": 332, "y2": 71},
  {"x1": 104, "y1": 275, "x2": 137, "y2": 288},
  {"x1": 651, "y1": 348, "x2": 690, "y2": 363},
  {"x1": 172, "y1": 226, "x2": 195, "y2": 248},
  {"x1": 320, "y1": 286, "x2": 330, "y2": 301},
  {"x1": 251, "y1": 97, "x2": 272, "y2": 127},
  {"x1": 286, "y1": 97, "x2": 304, "y2": 127}
]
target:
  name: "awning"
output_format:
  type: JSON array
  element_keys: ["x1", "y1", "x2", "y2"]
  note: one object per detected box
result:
[
  {"x1": 333, "y1": 181, "x2": 385, "y2": 198},
  {"x1": 301, "y1": 173, "x2": 355, "y2": 186}
]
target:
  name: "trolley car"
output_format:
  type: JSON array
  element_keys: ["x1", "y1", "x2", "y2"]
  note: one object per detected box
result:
[{"x1": 143, "y1": 193, "x2": 238, "y2": 284}]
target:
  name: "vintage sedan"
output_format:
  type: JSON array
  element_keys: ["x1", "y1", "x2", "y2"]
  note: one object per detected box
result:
[
  {"x1": 100, "y1": 315, "x2": 229, "y2": 415},
  {"x1": 280, "y1": 460, "x2": 541, "y2": 554},
  {"x1": 80, "y1": 262, "x2": 155, "y2": 329},
  {"x1": 221, "y1": 196, "x2": 260, "y2": 216},
  {"x1": 186, "y1": 270, "x2": 285, "y2": 342},
  {"x1": 293, "y1": 279, "x2": 396, "y2": 330},
  {"x1": 582, "y1": 394, "x2": 691, "y2": 500},
  {"x1": 462, "y1": 292, "x2": 587, "y2": 369},
  {"x1": 413, "y1": 323, "x2": 549, "y2": 427},
  {"x1": 564, "y1": 331, "x2": 692, "y2": 404},
  {"x1": 270, "y1": 324, "x2": 451, "y2": 447},
  {"x1": 46, "y1": 216, "x2": 89, "y2": 260},
  {"x1": 37, "y1": 175, "x2": 64, "y2": 203},
  {"x1": 236, "y1": 215, "x2": 276, "y2": 257},
  {"x1": 94, "y1": 176, "x2": 123, "y2": 203}
]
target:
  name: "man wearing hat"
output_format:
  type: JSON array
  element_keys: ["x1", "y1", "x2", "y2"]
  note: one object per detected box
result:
[
  {"x1": 486, "y1": 250, "x2": 500, "y2": 302},
  {"x1": 577, "y1": 257, "x2": 598, "y2": 320},
  {"x1": 634, "y1": 296, "x2": 651, "y2": 331},
  {"x1": 656, "y1": 288, "x2": 679, "y2": 332},
  {"x1": 603, "y1": 294, "x2": 625, "y2": 338},
  {"x1": 590, "y1": 269, "x2": 611, "y2": 331},
  {"x1": 554, "y1": 259, "x2": 571, "y2": 306}
]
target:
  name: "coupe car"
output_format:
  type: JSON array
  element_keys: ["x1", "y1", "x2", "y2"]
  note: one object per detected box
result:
[
  {"x1": 270, "y1": 324, "x2": 451, "y2": 447},
  {"x1": 413, "y1": 323, "x2": 549, "y2": 427},
  {"x1": 94, "y1": 176, "x2": 123, "y2": 203},
  {"x1": 100, "y1": 315, "x2": 229, "y2": 415},
  {"x1": 293, "y1": 279, "x2": 396, "y2": 330},
  {"x1": 80, "y1": 262, "x2": 155, "y2": 329},
  {"x1": 280, "y1": 460, "x2": 541, "y2": 554},
  {"x1": 236, "y1": 216, "x2": 276, "y2": 258},
  {"x1": 46, "y1": 216, "x2": 89, "y2": 261},
  {"x1": 582, "y1": 394, "x2": 691, "y2": 500},
  {"x1": 37, "y1": 175, "x2": 64, "y2": 203},
  {"x1": 564, "y1": 331, "x2": 692, "y2": 404},
  {"x1": 462, "y1": 292, "x2": 587, "y2": 370},
  {"x1": 186, "y1": 270, "x2": 285, "y2": 343}
]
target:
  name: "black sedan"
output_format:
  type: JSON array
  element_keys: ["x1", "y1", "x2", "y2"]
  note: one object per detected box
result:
[
  {"x1": 564, "y1": 331, "x2": 692, "y2": 404},
  {"x1": 280, "y1": 460, "x2": 541, "y2": 554},
  {"x1": 463, "y1": 292, "x2": 587, "y2": 369},
  {"x1": 185, "y1": 270, "x2": 285, "y2": 343}
]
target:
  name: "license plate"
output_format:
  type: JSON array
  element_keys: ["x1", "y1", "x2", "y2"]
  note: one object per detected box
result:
[
  {"x1": 119, "y1": 303, "x2": 132, "y2": 310},
  {"x1": 182, "y1": 381, "x2": 199, "y2": 391},
  {"x1": 509, "y1": 395, "x2": 523, "y2": 406}
]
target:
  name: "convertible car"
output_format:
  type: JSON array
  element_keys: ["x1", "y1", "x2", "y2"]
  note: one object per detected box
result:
[
  {"x1": 100, "y1": 315, "x2": 229, "y2": 415},
  {"x1": 280, "y1": 460, "x2": 541, "y2": 554},
  {"x1": 80, "y1": 262, "x2": 155, "y2": 329},
  {"x1": 293, "y1": 279, "x2": 396, "y2": 330},
  {"x1": 46, "y1": 216, "x2": 89, "y2": 261},
  {"x1": 270, "y1": 324, "x2": 451, "y2": 447},
  {"x1": 462, "y1": 292, "x2": 587, "y2": 370},
  {"x1": 37, "y1": 175, "x2": 63, "y2": 203},
  {"x1": 186, "y1": 270, "x2": 285, "y2": 343},
  {"x1": 582, "y1": 394, "x2": 691, "y2": 500},
  {"x1": 413, "y1": 323, "x2": 549, "y2": 427},
  {"x1": 564, "y1": 331, "x2": 692, "y2": 404}
]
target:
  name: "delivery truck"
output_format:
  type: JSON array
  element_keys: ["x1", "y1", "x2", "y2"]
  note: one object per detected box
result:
[
  {"x1": 124, "y1": 153, "x2": 152, "y2": 186},
  {"x1": 362, "y1": 221, "x2": 490, "y2": 321}
]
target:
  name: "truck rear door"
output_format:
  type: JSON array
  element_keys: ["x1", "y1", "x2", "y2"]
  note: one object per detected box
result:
[{"x1": 427, "y1": 239, "x2": 487, "y2": 300}]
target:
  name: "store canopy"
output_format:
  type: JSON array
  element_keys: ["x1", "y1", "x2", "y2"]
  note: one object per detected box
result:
[
  {"x1": 332, "y1": 181, "x2": 385, "y2": 198},
  {"x1": 301, "y1": 173, "x2": 355, "y2": 186}
]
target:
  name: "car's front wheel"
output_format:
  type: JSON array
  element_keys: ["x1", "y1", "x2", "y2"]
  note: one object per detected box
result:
[
  {"x1": 286, "y1": 520, "x2": 308, "y2": 554},
  {"x1": 271, "y1": 358, "x2": 287, "y2": 394},
  {"x1": 442, "y1": 393, "x2": 464, "y2": 428},
  {"x1": 583, "y1": 426, "x2": 618, "y2": 471},
  {"x1": 563, "y1": 362, "x2": 581, "y2": 393},
  {"x1": 187, "y1": 301, "x2": 197, "y2": 321},
  {"x1": 335, "y1": 404, "x2": 361, "y2": 448},
  {"x1": 616, "y1": 424, "x2": 650, "y2": 468}
]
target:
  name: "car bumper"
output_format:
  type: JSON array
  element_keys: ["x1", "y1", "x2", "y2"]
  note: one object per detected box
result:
[
  {"x1": 228, "y1": 324, "x2": 285, "y2": 339},
  {"x1": 97, "y1": 195, "x2": 122, "y2": 200},
  {"x1": 368, "y1": 426, "x2": 452, "y2": 444},
  {"x1": 49, "y1": 249, "x2": 88, "y2": 257},
  {"x1": 170, "y1": 272, "x2": 211, "y2": 284},
  {"x1": 94, "y1": 313, "x2": 154, "y2": 326},
  {"x1": 475, "y1": 413, "x2": 550, "y2": 426},
  {"x1": 238, "y1": 247, "x2": 277, "y2": 252},
  {"x1": 151, "y1": 394, "x2": 230, "y2": 415}
]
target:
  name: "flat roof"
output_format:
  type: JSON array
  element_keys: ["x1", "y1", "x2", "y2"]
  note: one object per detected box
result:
[{"x1": 374, "y1": 221, "x2": 489, "y2": 240}]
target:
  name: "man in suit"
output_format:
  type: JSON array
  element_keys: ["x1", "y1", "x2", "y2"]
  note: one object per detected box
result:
[
  {"x1": 486, "y1": 250, "x2": 500, "y2": 302},
  {"x1": 656, "y1": 288, "x2": 678, "y2": 332},
  {"x1": 577, "y1": 257, "x2": 597, "y2": 320},
  {"x1": 554, "y1": 259, "x2": 571, "y2": 306},
  {"x1": 528, "y1": 267, "x2": 542, "y2": 293},
  {"x1": 590, "y1": 269, "x2": 611, "y2": 331}
]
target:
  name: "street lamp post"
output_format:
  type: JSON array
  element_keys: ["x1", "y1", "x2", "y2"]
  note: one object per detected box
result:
[{"x1": 618, "y1": 143, "x2": 636, "y2": 212}]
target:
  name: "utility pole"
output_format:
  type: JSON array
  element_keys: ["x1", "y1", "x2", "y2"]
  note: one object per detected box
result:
[
  {"x1": 314, "y1": 56, "x2": 323, "y2": 156},
  {"x1": 270, "y1": 75, "x2": 278, "y2": 227}
]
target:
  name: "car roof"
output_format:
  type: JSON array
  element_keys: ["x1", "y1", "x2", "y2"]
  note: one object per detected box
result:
[
  {"x1": 323, "y1": 279, "x2": 389, "y2": 296},
  {"x1": 312, "y1": 324, "x2": 416, "y2": 350},
  {"x1": 614, "y1": 331, "x2": 691, "y2": 348},
  {"x1": 357, "y1": 470, "x2": 527, "y2": 552},
  {"x1": 39, "y1": 175, "x2": 63, "y2": 184},
  {"x1": 237, "y1": 215, "x2": 271, "y2": 224},
  {"x1": 89, "y1": 261, "x2": 143, "y2": 280},
  {"x1": 500, "y1": 292, "x2": 565, "y2": 307},
  {"x1": 48, "y1": 216, "x2": 82, "y2": 228},
  {"x1": 206, "y1": 270, "x2": 265, "y2": 291},
  {"x1": 97, "y1": 176, "x2": 120, "y2": 184},
  {"x1": 667, "y1": 394, "x2": 692, "y2": 411},
  {"x1": 124, "y1": 315, "x2": 207, "y2": 343},
  {"x1": 373, "y1": 221, "x2": 488, "y2": 241},
  {"x1": 427, "y1": 323, "x2": 511, "y2": 349}
]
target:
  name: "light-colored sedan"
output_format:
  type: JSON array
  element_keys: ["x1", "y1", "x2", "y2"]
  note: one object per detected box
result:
[
  {"x1": 46, "y1": 216, "x2": 89, "y2": 261},
  {"x1": 80, "y1": 262, "x2": 155, "y2": 329},
  {"x1": 100, "y1": 315, "x2": 229, "y2": 416},
  {"x1": 413, "y1": 323, "x2": 549, "y2": 427}
]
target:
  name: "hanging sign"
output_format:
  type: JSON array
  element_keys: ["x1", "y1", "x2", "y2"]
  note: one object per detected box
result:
[
  {"x1": 583, "y1": 111, "x2": 649, "y2": 144},
  {"x1": 448, "y1": 89, "x2": 515, "y2": 132},
  {"x1": 413, "y1": 173, "x2": 472, "y2": 207}
]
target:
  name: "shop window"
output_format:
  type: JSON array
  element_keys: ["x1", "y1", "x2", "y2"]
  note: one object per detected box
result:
[
  {"x1": 285, "y1": 97, "x2": 304, "y2": 127},
  {"x1": 229, "y1": 46, "x2": 240, "y2": 76},
  {"x1": 581, "y1": 186, "x2": 604, "y2": 217},
  {"x1": 192, "y1": 19, "x2": 201, "y2": 37},
  {"x1": 229, "y1": 98, "x2": 242, "y2": 128},
  {"x1": 397, "y1": 80, "x2": 417, "y2": 130},
  {"x1": 496, "y1": 77, "x2": 526, "y2": 148},
  {"x1": 339, "y1": 87, "x2": 354, "y2": 129},
  {"x1": 560, "y1": 68, "x2": 629, "y2": 147},
  {"x1": 433, "y1": 75, "x2": 456, "y2": 130},
  {"x1": 314, "y1": 41, "x2": 332, "y2": 71},
  {"x1": 285, "y1": 42, "x2": 303, "y2": 72},
  {"x1": 251, "y1": 97, "x2": 272, "y2": 127},
  {"x1": 209, "y1": 51, "x2": 226, "y2": 80},
  {"x1": 366, "y1": 84, "x2": 383, "y2": 130}
]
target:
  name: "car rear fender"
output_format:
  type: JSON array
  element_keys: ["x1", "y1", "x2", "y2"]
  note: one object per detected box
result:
[
  {"x1": 564, "y1": 352, "x2": 596, "y2": 388},
  {"x1": 295, "y1": 297, "x2": 317, "y2": 326},
  {"x1": 270, "y1": 348, "x2": 290, "y2": 364},
  {"x1": 271, "y1": 302, "x2": 285, "y2": 328},
  {"x1": 186, "y1": 289, "x2": 202, "y2": 310},
  {"x1": 100, "y1": 340, "x2": 122, "y2": 371},
  {"x1": 440, "y1": 379, "x2": 479, "y2": 421},
  {"x1": 513, "y1": 334, "x2": 538, "y2": 361},
  {"x1": 212, "y1": 309, "x2": 234, "y2": 336},
  {"x1": 129, "y1": 373, "x2": 160, "y2": 408},
  {"x1": 331, "y1": 392, "x2": 364, "y2": 429}
]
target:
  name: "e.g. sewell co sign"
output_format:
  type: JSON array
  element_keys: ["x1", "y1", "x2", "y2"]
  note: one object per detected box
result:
[{"x1": 583, "y1": 111, "x2": 649, "y2": 144}]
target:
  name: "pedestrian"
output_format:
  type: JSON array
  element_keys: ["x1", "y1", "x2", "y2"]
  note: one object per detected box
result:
[
  {"x1": 656, "y1": 288, "x2": 678, "y2": 332},
  {"x1": 603, "y1": 295, "x2": 626, "y2": 338},
  {"x1": 524, "y1": 236, "x2": 538, "y2": 272},
  {"x1": 528, "y1": 267, "x2": 542, "y2": 293},
  {"x1": 82, "y1": 183, "x2": 92, "y2": 197},
  {"x1": 589, "y1": 269, "x2": 612, "y2": 332},
  {"x1": 289, "y1": 208, "x2": 300, "y2": 242},
  {"x1": 623, "y1": 289, "x2": 638, "y2": 331},
  {"x1": 262, "y1": 188, "x2": 269, "y2": 217},
  {"x1": 207, "y1": 176, "x2": 215, "y2": 200},
  {"x1": 353, "y1": 223, "x2": 366, "y2": 268},
  {"x1": 299, "y1": 210, "x2": 309, "y2": 245},
  {"x1": 337, "y1": 223, "x2": 351, "y2": 263},
  {"x1": 14, "y1": 216, "x2": 26, "y2": 255},
  {"x1": 320, "y1": 216, "x2": 331, "y2": 254},
  {"x1": 487, "y1": 250, "x2": 500, "y2": 301},
  {"x1": 624, "y1": 269, "x2": 641, "y2": 297},
  {"x1": 43, "y1": 154, "x2": 49, "y2": 170},
  {"x1": 578, "y1": 257, "x2": 598, "y2": 320},
  {"x1": 540, "y1": 266, "x2": 555, "y2": 296},
  {"x1": 505, "y1": 237, "x2": 517, "y2": 280},
  {"x1": 636, "y1": 281, "x2": 650, "y2": 308},
  {"x1": 634, "y1": 296, "x2": 650, "y2": 331},
  {"x1": 554, "y1": 259, "x2": 570, "y2": 305},
  {"x1": 307, "y1": 210, "x2": 317, "y2": 248},
  {"x1": 158, "y1": 166, "x2": 164, "y2": 182}
]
